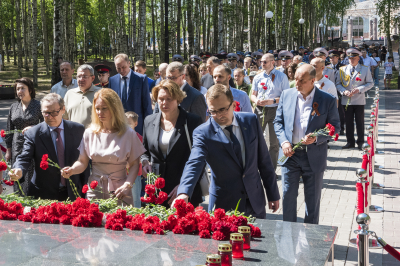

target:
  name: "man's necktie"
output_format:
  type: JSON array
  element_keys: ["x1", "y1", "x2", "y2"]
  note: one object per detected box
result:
[
  {"x1": 121, "y1": 76, "x2": 128, "y2": 108},
  {"x1": 54, "y1": 128, "x2": 66, "y2": 186},
  {"x1": 351, "y1": 67, "x2": 355, "y2": 76},
  {"x1": 225, "y1": 125, "x2": 243, "y2": 168}
]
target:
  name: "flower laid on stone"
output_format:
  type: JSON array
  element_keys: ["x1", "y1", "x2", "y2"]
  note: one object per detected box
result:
[
  {"x1": 40, "y1": 154, "x2": 80, "y2": 199},
  {"x1": 278, "y1": 123, "x2": 336, "y2": 163},
  {"x1": 141, "y1": 173, "x2": 167, "y2": 205}
]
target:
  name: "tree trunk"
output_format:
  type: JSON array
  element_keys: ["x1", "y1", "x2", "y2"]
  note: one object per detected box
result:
[
  {"x1": 159, "y1": 0, "x2": 164, "y2": 62},
  {"x1": 83, "y1": 0, "x2": 87, "y2": 61},
  {"x1": 15, "y1": 0, "x2": 23, "y2": 77},
  {"x1": 69, "y1": 0, "x2": 75, "y2": 64},
  {"x1": 27, "y1": 0, "x2": 32, "y2": 63},
  {"x1": 187, "y1": 0, "x2": 194, "y2": 55},
  {"x1": 132, "y1": 0, "x2": 137, "y2": 59},
  {"x1": 40, "y1": 0, "x2": 49, "y2": 74},
  {"x1": 280, "y1": 0, "x2": 287, "y2": 48},
  {"x1": 248, "y1": 0, "x2": 252, "y2": 51},
  {"x1": 31, "y1": 0, "x2": 38, "y2": 86},
  {"x1": 52, "y1": 0, "x2": 62, "y2": 85},
  {"x1": 138, "y1": 0, "x2": 146, "y2": 60},
  {"x1": 386, "y1": 0, "x2": 393, "y2": 56},
  {"x1": 0, "y1": 0, "x2": 3, "y2": 69},
  {"x1": 22, "y1": 0, "x2": 29, "y2": 71},
  {"x1": 287, "y1": 0, "x2": 294, "y2": 50},
  {"x1": 176, "y1": 0, "x2": 181, "y2": 55},
  {"x1": 202, "y1": 1, "x2": 206, "y2": 51},
  {"x1": 11, "y1": 6, "x2": 17, "y2": 66},
  {"x1": 274, "y1": 0, "x2": 279, "y2": 49},
  {"x1": 151, "y1": 0, "x2": 157, "y2": 67},
  {"x1": 183, "y1": 9, "x2": 187, "y2": 60}
]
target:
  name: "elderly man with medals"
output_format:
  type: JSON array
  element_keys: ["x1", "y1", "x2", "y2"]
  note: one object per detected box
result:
[{"x1": 335, "y1": 48, "x2": 374, "y2": 150}]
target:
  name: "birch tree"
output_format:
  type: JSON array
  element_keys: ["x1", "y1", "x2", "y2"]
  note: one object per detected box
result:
[
  {"x1": 52, "y1": 0, "x2": 62, "y2": 86},
  {"x1": 15, "y1": 0, "x2": 23, "y2": 77},
  {"x1": 31, "y1": 0, "x2": 38, "y2": 86}
]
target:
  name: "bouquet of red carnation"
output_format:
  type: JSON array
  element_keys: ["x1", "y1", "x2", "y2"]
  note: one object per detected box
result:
[
  {"x1": 0, "y1": 159, "x2": 25, "y2": 196},
  {"x1": 0, "y1": 129, "x2": 22, "y2": 138},
  {"x1": 40, "y1": 154, "x2": 80, "y2": 199},
  {"x1": 234, "y1": 101, "x2": 241, "y2": 112},
  {"x1": 278, "y1": 123, "x2": 336, "y2": 163},
  {"x1": 0, "y1": 198, "x2": 24, "y2": 220},
  {"x1": 141, "y1": 172, "x2": 167, "y2": 205}
]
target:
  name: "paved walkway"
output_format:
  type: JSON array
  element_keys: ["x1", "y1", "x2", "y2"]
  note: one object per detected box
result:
[{"x1": 1, "y1": 64, "x2": 400, "y2": 265}]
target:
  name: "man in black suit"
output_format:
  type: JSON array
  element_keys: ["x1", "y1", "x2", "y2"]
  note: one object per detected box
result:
[
  {"x1": 201, "y1": 56, "x2": 221, "y2": 89},
  {"x1": 329, "y1": 50, "x2": 345, "y2": 135},
  {"x1": 155, "y1": 62, "x2": 207, "y2": 122},
  {"x1": 10, "y1": 93, "x2": 89, "y2": 201}
]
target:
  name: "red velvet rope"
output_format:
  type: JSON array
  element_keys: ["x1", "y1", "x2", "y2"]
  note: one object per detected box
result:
[
  {"x1": 364, "y1": 182, "x2": 369, "y2": 207},
  {"x1": 361, "y1": 154, "x2": 368, "y2": 171},
  {"x1": 384, "y1": 243, "x2": 400, "y2": 261},
  {"x1": 0, "y1": 144, "x2": 6, "y2": 153},
  {"x1": 356, "y1": 183, "x2": 364, "y2": 230}
]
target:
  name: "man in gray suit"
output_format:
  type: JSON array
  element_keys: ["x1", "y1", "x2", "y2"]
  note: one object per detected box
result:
[
  {"x1": 336, "y1": 48, "x2": 374, "y2": 150},
  {"x1": 154, "y1": 62, "x2": 207, "y2": 122}
]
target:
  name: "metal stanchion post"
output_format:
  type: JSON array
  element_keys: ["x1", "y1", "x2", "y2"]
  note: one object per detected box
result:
[
  {"x1": 367, "y1": 124, "x2": 385, "y2": 189},
  {"x1": 355, "y1": 213, "x2": 371, "y2": 266}
]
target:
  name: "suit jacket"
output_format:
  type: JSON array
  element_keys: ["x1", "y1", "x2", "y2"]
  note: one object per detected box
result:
[
  {"x1": 177, "y1": 112, "x2": 280, "y2": 214},
  {"x1": 335, "y1": 64, "x2": 374, "y2": 105},
  {"x1": 154, "y1": 82, "x2": 207, "y2": 122},
  {"x1": 109, "y1": 69, "x2": 153, "y2": 134},
  {"x1": 273, "y1": 87, "x2": 340, "y2": 173},
  {"x1": 141, "y1": 107, "x2": 203, "y2": 206},
  {"x1": 13, "y1": 120, "x2": 89, "y2": 200}
]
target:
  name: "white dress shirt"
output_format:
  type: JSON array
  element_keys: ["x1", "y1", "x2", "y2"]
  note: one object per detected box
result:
[
  {"x1": 120, "y1": 70, "x2": 132, "y2": 95},
  {"x1": 219, "y1": 115, "x2": 246, "y2": 167},
  {"x1": 314, "y1": 77, "x2": 338, "y2": 99},
  {"x1": 292, "y1": 88, "x2": 316, "y2": 144},
  {"x1": 361, "y1": 56, "x2": 377, "y2": 68},
  {"x1": 50, "y1": 79, "x2": 78, "y2": 99}
]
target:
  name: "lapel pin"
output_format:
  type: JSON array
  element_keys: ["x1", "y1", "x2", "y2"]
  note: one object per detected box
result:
[{"x1": 312, "y1": 102, "x2": 320, "y2": 116}]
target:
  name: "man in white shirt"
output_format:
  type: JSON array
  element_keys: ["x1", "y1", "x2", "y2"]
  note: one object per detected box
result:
[
  {"x1": 50, "y1": 61, "x2": 78, "y2": 98},
  {"x1": 310, "y1": 58, "x2": 338, "y2": 106},
  {"x1": 360, "y1": 49, "x2": 377, "y2": 70}
]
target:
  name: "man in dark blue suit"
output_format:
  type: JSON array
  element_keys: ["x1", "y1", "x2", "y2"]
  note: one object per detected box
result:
[
  {"x1": 173, "y1": 84, "x2": 280, "y2": 218},
  {"x1": 274, "y1": 64, "x2": 340, "y2": 224},
  {"x1": 109, "y1": 53, "x2": 153, "y2": 134},
  {"x1": 9, "y1": 93, "x2": 89, "y2": 201}
]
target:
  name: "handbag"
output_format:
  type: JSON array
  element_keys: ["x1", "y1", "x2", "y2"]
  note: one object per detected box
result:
[{"x1": 184, "y1": 121, "x2": 210, "y2": 196}]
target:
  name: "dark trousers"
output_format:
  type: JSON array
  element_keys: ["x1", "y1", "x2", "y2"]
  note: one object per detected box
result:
[
  {"x1": 344, "y1": 105, "x2": 364, "y2": 146},
  {"x1": 338, "y1": 99, "x2": 345, "y2": 131},
  {"x1": 58, "y1": 186, "x2": 68, "y2": 201},
  {"x1": 245, "y1": 198, "x2": 266, "y2": 219}
]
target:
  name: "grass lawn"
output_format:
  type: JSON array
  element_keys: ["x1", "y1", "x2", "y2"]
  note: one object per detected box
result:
[{"x1": 388, "y1": 70, "x2": 399, "y2": 90}]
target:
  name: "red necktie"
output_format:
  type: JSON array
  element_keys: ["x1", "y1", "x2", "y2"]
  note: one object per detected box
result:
[{"x1": 54, "y1": 128, "x2": 66, "y2": 186}]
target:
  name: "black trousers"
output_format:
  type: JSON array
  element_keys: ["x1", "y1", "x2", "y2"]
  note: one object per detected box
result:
[
  {"x1": 338, "y1": 97, "x2": 346, "y2": 131},
  {"x1": 344, "y1": 105, "x2": 364, "y2": 146}
]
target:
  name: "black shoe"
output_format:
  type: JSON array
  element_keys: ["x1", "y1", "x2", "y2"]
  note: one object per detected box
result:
[
  {"x1": 340, "y1": 130, "x2": 345, "y2": 136},
  {"x1": 358, "y1": 144, "x2": 363, "y2": 151},
  {"x1": 342, "y1": 143, "x2": 355, "y2": 149}
]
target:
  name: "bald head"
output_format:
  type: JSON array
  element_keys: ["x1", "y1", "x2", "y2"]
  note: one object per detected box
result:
[
  {"x1": 261, "y1": 53, "x2": 275, "y2": 71},
  {"x1": 295, "y1": 64, "x2": 316, "y2": 97},
  {"x1": 310, "y1": 58, "x2": 325, "y2": 76},
  {"x1": 159, "y1": 63, "x2": 169, "y2": 79}
]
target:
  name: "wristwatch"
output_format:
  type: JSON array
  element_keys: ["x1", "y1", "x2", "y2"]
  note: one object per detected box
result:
[{"x1": 273, "y1": 98, "x2": 277, "y2": 104}]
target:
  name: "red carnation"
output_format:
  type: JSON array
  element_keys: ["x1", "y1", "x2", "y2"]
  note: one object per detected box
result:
[
  {"x1": 212, "y1": 230, "x2": 226, "y2": 240},
  {"x1": 41, "y1": 154, "x2": 49, "y2": 162},
  {"x1": 82, "y1": 185, "x2": 89, "y2": 194},
  {"x1": 263, "y1": 86, "x2": 267, "y2": 90},
  {"x1": 0, "y1": 161, "x2": 7, "y2": 172},
  {"x1": 145, "y1": 184, "x2": 156, "y2": 196},
  {"x1": 155, "y1": 227, "x2": 165, "y2": 235},
  {"x1": 0, "y1": 130, "x2": 5, "y2": 138},
  {"x1": 234, "y1": 101, "x2": 241, "y2": 112},
  {"x1": 260, "y1": 82, "x2": 265, "y2": 86},
  {"x1": 155, "y1": 191, "x2": 168, "y2": 205},
  {"x1": 326, "y1": 123, "x2": 333, "y2": 130},
  {"x1": 249, "y1": 224, "x2": 262, "y2": 237},
  {"x1": 329, "y1": 127, "x2": 335, "y2": 136},
  {"x1": 214, "y1": 208, "x2": 226, "y2": 220},
  {"x1": 370, "y1": 123, "x2": 374, "y2": 127},
  {"x1": 39, "y1": 161, "x2": 49, "y2": 170},
  {"x1": 90, "y1": 181, "x2": 98, "y2": 190},
  {"x1": 199, "y1": 230, "x2": 211, "y2": 238},
  {"x1": 356, "y1": 77, "x2": 362, "y2": 81},
  {"x1": 112, "y1": 223, "x2": 124, "y2": 231},
  {"x1": 334, "y1": 133, "x2": 339, "y2": 141},
  {"x1": 325, "y1": 75, "x2": 328, "y2": 78},
  {"x1": 154, "y1": 178, "x2": 165, "y2": 189}
]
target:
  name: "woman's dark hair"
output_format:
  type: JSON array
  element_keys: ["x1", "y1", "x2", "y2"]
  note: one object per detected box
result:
[
  {"x1": 14, "y1": 77, "x2": 35, "y2": 101},
  {"x1": 184, "y1": 64, "x2": 201, "y2": 91},
  {"x1": 284, "y1": 63, "x2": 298, "y2": 79}
]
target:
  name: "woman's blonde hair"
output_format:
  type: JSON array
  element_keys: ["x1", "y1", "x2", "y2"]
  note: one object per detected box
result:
[
  {"x1": 152, "y1": 79, "x2": 186, "y2": 104},
  {"x1": 90, "y1": 88, "x2": 128, "y2": 136}
]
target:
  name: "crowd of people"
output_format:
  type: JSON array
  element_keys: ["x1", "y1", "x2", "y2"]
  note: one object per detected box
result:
[{"x1": 0, "y1": 43, "x2": 386, "y2": 224}]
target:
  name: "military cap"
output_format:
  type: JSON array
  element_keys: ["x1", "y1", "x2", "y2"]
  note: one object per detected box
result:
[
  {"x1": 251, "y1": 51, "x2": 263, "y2": 59},
  {"x1": 236, "y1": 51, "x2": 244, "y2": 56},
  {"x1": 248, "y1": 71, "x2": 258, "y2": 77},
  {"x1": 172, "y1": 54, "x2": 184, "y2": 62},
  {"x1": 299, "y1": 46, "x2": 305, "y2": 49},
  {"x1": 215, "y1": 53, "x2": 227, "y2": 60},
  {"x1": 250, "y1": 60, "x2": 258, "y2": 66},
  {"x1": 278, "y1": 50, "x2": 294, "y2": 61},
  {"x1": 219, "y1": 50, "x2": 227, "y2": 54},
  {"x1": 244, "y1": 52, "x2": 252, "y2": 58},
  {"x1": 346, "y1": 48, "x2": 362, "y2": 58},
  {"x1": 227, "y1": 53, "x2": 239, "y2": 61},
  {"x1": 328, "y1": 50, "x2": 340, "y2": 58},
  {"x1": 190, "y1": 55, "x2": 201, "y2": 62},
  {"x1": 257, "y1": 49, "x2": 264, "y2": 53},
  {"x1": 273, "y1": 54, "x2": 280, "y2": 61},
  {"x1": 313, "y1": 47, "x2": 329, "y2": 57},
  {"x1": 199, "y1": 52, "x2": 212, "y2": 59},
  {"x1": 94, "y1": 64, "x2": 112, "y2": 73}
]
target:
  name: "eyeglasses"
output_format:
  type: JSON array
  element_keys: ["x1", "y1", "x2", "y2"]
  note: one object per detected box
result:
[
  {"x1": 207, "y1": 102, "x2": 233, "y2": 117},
  {"x1": 77, "y1": 75, "x2": 92, "y2": 79},
  {"x1": 42, "y1": 109, "x2": 61, "y2": 117},
  {"x1": 260, "y1": 60, "x2": 270, "y2": 64},
  {"x1": 166, "y1": 74, "x2": 183, "y2": 81}
]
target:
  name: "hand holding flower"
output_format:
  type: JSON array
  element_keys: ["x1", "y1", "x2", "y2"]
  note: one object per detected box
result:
[
  {"x1": 9, "y1": 168, "x2": 22, "y2": 181},
  {"x1": 301, "y1": 133, "x2": 317, "y2": 145},
  {"x1": 168, "y1": 184, "x2": 180, "y2": 206},
  {"x1": 343, "y1": 90, "x2": 353, "y2": 97},
  {"x1": 351, "y1": 88, "x2": 360, "y2": 94},
  {"x1": 114, "y1": 182, "x2": 131, "y2": 200},
  {"x1": 61, "y1": 166, "x2": 74, "y2": 179},
  {"x1": 282, "y1": 142, "x2": 294, "y2": 158},
  {"x1": 141, "y1": 161, "x2": 152, "y2": 177}
]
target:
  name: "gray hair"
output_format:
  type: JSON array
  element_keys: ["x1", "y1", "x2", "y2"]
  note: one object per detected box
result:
[
  {"x1": 159, "y1": 63, "x2": 169, "y2": 72},
  {"x1": 294, "y1": 55, "x2": 303, "y2": 62},
  {"x1": 167, "y1": 62, "x2": 184, "y2": 74},
  {"x1": 77, "y1": 64, "x2": 94, "y2": 76},
  {"x1": 41, "y1": 93, "x2": 65, "y2": 109},
  {"x1": 207, "y1": 56, "x2": 221, "y2": 65},
  {"x1": 60, "y1": 61, "x2": 74, "y2": 69},
  {"x1": 114, "y1": 53, "x2": 130, "y2": 63}
]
